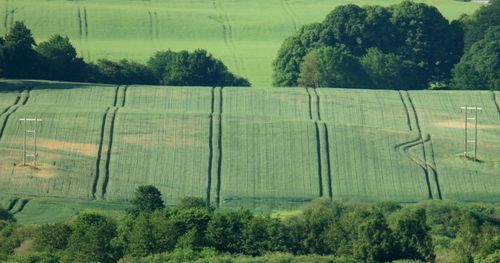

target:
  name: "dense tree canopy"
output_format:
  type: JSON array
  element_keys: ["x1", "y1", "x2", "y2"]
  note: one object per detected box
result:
[
  {"x1": 129, "y1": 185, "x2": 165, "y2": 216},
  {"x1": 273, "y1": 1, "x2": 481, "y2": 90},
  {"x1": 451, "y1": 26, "x2": 500, "y2": 90},
  {"x1": 0, "y1": 22, "x2": 250, "y2": 87}
]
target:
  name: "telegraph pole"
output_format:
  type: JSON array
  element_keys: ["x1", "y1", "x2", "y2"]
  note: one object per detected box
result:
[
  {"x1": 460, "y1": 106, "x2": 481, "y2": 161},
  {"x1": 19, "y1": 117, "x2": 42, "y2": 167}
]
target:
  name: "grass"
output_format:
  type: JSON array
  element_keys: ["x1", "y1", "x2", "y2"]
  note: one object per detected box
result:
[
  {"x1": 0, "y1": 0, "x2": 483, "y2": 86},
  {"x1": 0, "y1": 80, "x2": 499, "y2": 223}
]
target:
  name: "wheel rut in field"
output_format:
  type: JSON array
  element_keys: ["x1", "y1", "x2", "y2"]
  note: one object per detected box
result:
[
  {"x1": 306, "y1": 88, "x2": 333, "y2": 198},
  {"x1": 210, "y1": 0, "x2": 247, "y2": 78},
  {"x1": 206, "y1": 87, "x2": 215, "y2": 205},
  {"x1": 12, "y1": 199, "x2": 29, "y2": 214},
  {"x1": 398, "y1": 90, "x2": 413, "y2": 131},
  {"x1": 92, "y1": 106, "x2": 110, "y2": 199},
  {"x1": 492, "y1": 91, "x2": 500, "y2": 116},
  {"x1": 402, "y1": 91, "x2": 435, "y2": 199},
  {"x1": 143, "y1": 0, "x2": 160, "y2": 50},
  {"x1": 305, "y1": 87, "x2": 313, "y2": 120},
  {"x1": 75, "y1": 3, "x2": 90, "y2": 60},
  {"x1": 97, "y1": 86, "x2": 127, "y2": 199},
  {"x1": 280, "y1": 0, "x2": 298, "y2": 31},
  {"x1": 7, "y1": 197, "x2": 18, "y2": 211},
  {"x1": 323, "y1": 123, "x2": 332, "y2": 198},
  {"x1": 3, "y1": 0, "x2": 9, "y2": 30},
  {"x1": 0, "y1": 89, "x2": 30, "y2": 142},
  {"x1": 216, "y1": 87, "x2": 223, "y2": 206}
]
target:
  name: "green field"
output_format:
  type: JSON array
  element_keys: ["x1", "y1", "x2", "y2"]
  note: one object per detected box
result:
[
  {"x1": 0, "y1": 80, "x2": 499, "y2": 222},
  {"x1": 0, "y1": 0, "x2": 483, "y2": 86}
]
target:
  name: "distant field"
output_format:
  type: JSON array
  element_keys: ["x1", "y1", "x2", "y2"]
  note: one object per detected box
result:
[
  {"x1": 0, "y1": 0, "x2": 482, "y2": 86},
  {"x1": 0, "y1": 80, "x2": 499, "y2": 222}
]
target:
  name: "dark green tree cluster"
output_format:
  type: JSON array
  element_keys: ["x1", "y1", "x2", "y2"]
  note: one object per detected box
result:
[
  {"x1": 451, "y1": 0, "x2": 500, "y2": 90},
  {"x1": 1, "y1": 190, "x2": 499, "y2": 262},
  {"x1": 0, "y1": 22, "x2": 250, "y2": 87},
  {"x1": 273, "y1": 1, "x2": 496, "y2": 90}
]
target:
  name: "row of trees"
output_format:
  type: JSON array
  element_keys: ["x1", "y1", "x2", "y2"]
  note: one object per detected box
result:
[
  {"x1": 1, "y1": 185, "x2": 499, "y2": 263},
  {"x1": 273, "y1": 0, "x2": 499, "y2": 90},
  {"x1": 0, "y1": 22, "x2": 250, "y2": 87}
]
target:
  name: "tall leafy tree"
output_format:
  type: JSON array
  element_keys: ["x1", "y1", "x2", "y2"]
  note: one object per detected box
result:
[
  {"x1": 36, "y1": 35, "x2": 86, "y2": 81},
  {"x1": 205, "y1": 209, "x2": 252, "y2": 254},
  {"x1": 463, "y1": 0, "x2": 500, "y2": 50},
  {"x1": 393, "y1": 208, "x2": 435, "y2": 262},
  {"x1": 129, "y1": 185, "x2": 165, "y2": 216},
  {"x1": 451, "y1": 26, "x2": 500, "y2": 90},
  {"x1": 353, "y1": 210, "x2": 395, "y2": 262},
  {"x1": 2, "y1": 21, "x2": 40, "y2": 78},
  {"x1": 62, "y1": 213, "x2": 118, "y2": 263}
]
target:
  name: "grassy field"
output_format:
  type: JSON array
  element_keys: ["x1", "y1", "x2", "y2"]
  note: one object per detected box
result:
[
  {"x1": 0, "y1": 0, "x2": 483, "y2": 86},
  {"x1": 0, "y1": 80, "x2": 499, "y2": 222}
]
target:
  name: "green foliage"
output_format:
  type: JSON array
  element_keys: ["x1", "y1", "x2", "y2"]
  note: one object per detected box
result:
[
  {"x1": 129, "y1": 185, "x2": 165, "y2": 216},
  {"x1": 353, "y1": 210, "x2": 395, "y2": 262},
  {"x1": 205, "y1": 209, "x2": 253, "y2": 253},
  {"x1": 451, "y1": 26, "x2": 500, "y2": 90},
  {"x1": 62, "y1": 213, "x2": 118, "y2": 263},
  {"x1": 33, "y1": 223, "x2": 72, "y2": 252},
  {"x1": 1, "y1": 21, "x2": 40, "y2": 79},
  {"x1": 178, "y1": 197, "x2": 209, "y2": 210},
  {"x1": 90, "y1": 59, "x2": 157, "y2": 85},
  {"x1": 274, "y1": 1, "x2": 466, "y2": 88},
  {"x1": 393, "y1": 208, "x2": 435, "y2": 262},
  {"x1": 4, "y1": 252, "x2": 59, "y2": 263},
  {"x1": 300, "y1": 46, "x2": 370, "y2": 88},
  {"x1": 148, "y1": 49, "x2": 249, "y2": 87},
  {"x1": 0, "y1": 208, "x2": 15, "y2": 222},
  {"x1": 36, "y1": 35, "x2": 86, "y2": 82},
  {"x1": 463, "y1": 0, "x2": 500, "y2": 50}
]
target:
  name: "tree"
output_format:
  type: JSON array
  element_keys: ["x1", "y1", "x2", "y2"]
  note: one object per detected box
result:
[
  {"x1": 36, "y1": 35, "x2": 86, "y2": 81},
  {"x1": 463, "y1": 0, "x2": 500, "y2": 50},
  {"x1": 33, "y1": 223, "x2": 72, "y2": 252},
  {"x1": 390, "y1": 1, "x2": 462, "y2": 84},
  {"x1": 205, "y1": 209, "x2": 252, "y2": 253},
  {"x1": 303, "y1": 46, "x2": 370, "y2": 88},
  {"x1": 129, "y1": 185, "x2": 165, "y2": 216},
  {"x1": 62, "y1": 213, "x2": 118, "y2": 263},
  {"x1": 353, "y1": 210, "x2": 395, "y2": 262},
  {"x1": 393, "y1": 208, "x2": 435, "y2": 262},
  {"x1": 0, "y1": 208, "x2": 15, "y2": 222},
  {"x1": 298, "y1": 50, "x2": 321, "y2": 87},
  {"x1": 273, "y1": 23, "x2": 323, "y2": 86},
  {"x1": 91, "y1": 59, "x2": 157, "y2": 85},
  {"x1": 126, "y1": 213, "x2": 156, "y2": 257},
  {"x1": 2, "y1": 21, "x2": 40, "y2": 78},
  {"x1": 148, "y1": 49, "x2": 249, "y2": 87},
  {"x1": 451, "y1": 26, "x2": 500, "y2": 90},
  {"x1": 178, "y1": 196, "x2": 208, "y2": 210}
]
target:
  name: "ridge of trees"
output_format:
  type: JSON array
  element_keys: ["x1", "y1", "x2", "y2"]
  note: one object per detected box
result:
[
  {"x1": 1, "y1": 186, "x2": 499, "y2": 262},
  {"x1": 0, "y1": 22, "x2": 250, "y2": 87},
  {"x1": 273, "y1": 0, "x2": 499, "y2": 90}
]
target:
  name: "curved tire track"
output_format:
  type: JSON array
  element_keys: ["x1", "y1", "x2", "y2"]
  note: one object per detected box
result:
[
  {"x1": 280, "y1": 0, "x2": 298, "y2": 31},
  {"x1": 0, "y1": 89, "x2": 29, "y2": 142},
  {"x1": 398, "y1": 90, "x2": 412, "y2": 131},
  {"x1": 492, "y1": 91, "x2": 500, "y2": 116},
  {"x1": 12, "y1": 199, "x2": 29, "y2": 214}
]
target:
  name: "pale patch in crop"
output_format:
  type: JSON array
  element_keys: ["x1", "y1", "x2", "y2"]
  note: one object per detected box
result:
[
  {"x1": 34, "y1": 139, "x2": 98, "y2": 157},
  {"x1": 433, "y1": 121, "x2": 500, "y2": 129}
]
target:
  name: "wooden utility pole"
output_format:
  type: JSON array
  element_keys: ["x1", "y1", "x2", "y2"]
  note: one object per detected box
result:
[
  {"x1": 460, "y1": 106, "x2": 481, "y2": 161},
  {"x1": 19, "y1": 117, "x2": 42, "y2": 167}
]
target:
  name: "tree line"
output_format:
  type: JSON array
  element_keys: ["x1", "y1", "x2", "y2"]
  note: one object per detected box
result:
[
  {"x1": 0, "y1": 22, "x2": 250, "y2": 87},
  {"x1": 273, "y1": 0, "x2": 500, "y2": 90},
  {"x1": 1, "y1": 185, "x2": 499, "y2": 262}
]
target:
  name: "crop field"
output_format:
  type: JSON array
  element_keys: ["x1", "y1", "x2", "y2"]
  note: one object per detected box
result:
[
  {"x1": 0, "y1": 80, "x2": 499, "y2": 222},
  {"x1": 0, "y1": 0, "x2": 483, "y2": 86}
]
